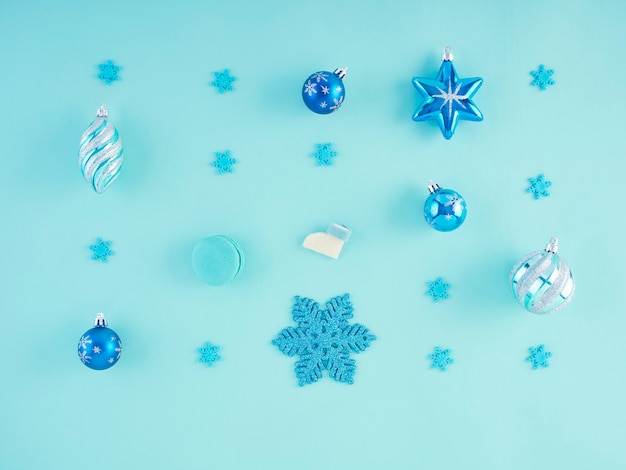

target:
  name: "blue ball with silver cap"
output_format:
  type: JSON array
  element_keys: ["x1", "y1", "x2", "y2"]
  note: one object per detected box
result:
[
  {"x1": 423, "y1": 180, "x2": 467, "y2": 232},
  {"x1": 302, "y1": 67, "x2": 347, "y2": 114},
  {"x1": 77, "y1": 313, "x2": 122, "y2": 370}
]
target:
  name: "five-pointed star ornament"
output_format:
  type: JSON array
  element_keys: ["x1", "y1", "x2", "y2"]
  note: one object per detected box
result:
[{"x1": 412, "y1": 47, "x2": 483, "y2": 140}]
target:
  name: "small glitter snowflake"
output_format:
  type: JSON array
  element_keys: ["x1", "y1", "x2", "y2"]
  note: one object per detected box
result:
[
  {"x1": 428, "y1": 346, "x2": 454, "y2": 371},
  {"x1": 272, "y1": 294, "x2": 376, "y2": 386},
  {"x1": 211, "y1": 69, "x2": 236, "y2": 94},
  {"x1": 526, "y1": 344, "x2": 552, "y2": 369},
  {"x1": 527, "y1": 174, "x2": 552, "y2": 199},
  {"x1": 312, "y1": 143, "x2": 337, "y2": 166},
  {"x1": 530, "y1": 65, "x2": 555, "y2": 90},
  {"x1": 198, "y1": 342, "x2": 221, "y2": 366},
  {"x1": 89, "y1": 238, "x2": 114, "y2": 262},
  {"x1": 426, "y1": 277, "x2": 450, "y2": 302},
  {"x1": 97, "y1": 60, "x2": 121, "y2": 85},
  {"x1": 212, "y1": 150, "x2": 237, "y2": 174}
]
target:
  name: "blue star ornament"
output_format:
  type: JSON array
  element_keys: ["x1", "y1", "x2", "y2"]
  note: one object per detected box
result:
[{"x1": 412, "y1": 47, "x2": 483, "y2": 140}]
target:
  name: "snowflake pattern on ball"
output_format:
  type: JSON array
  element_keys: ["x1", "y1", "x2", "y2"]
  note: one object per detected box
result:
[
  {"x1": 329, "y1": 95, "x2": 344, "y2": 111},
  {"x1": 426, "y1": 277, "x2": 450, "y2": 302},
  {"x1": 312, "y1": 143, "x2": 337, "y2": 166},
  {"x1": 428, "y1": 346, "x2": 454, "y2": 371},
  {"x1": 526, "y1": 344, "x2": 552, "y2": 369},
  {"x1": 211, "y1": 69, "x2": 236, "y2": 94},
  {"x1": 198, "y1": 342, "x2": 222, "y2": 366},
  {"x1": 530, "y1": 65, "x2": 555, "y2": 91},
  {"x1": 272, "y1": 294, "x2": 376, "y2": 386},
  {"x1": 212, "y1": 150, "x2": 237, "y2": 174},
  {"x1": 97, "y1": 60, "x2": 121, "y2": 85},
  {"x1": 304, "y1": 80, "x2": 317, "y2": 96},
  {"x1": 527, "y1": 174, "x2": 552, "y2": 199},
  {"x1": 89, "y1": 238, "x2": 115, "y2": 262}
]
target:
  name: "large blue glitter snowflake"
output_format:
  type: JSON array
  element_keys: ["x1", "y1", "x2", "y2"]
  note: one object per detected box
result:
[
  {"x1": 426, "y1": 277, "x2": 450, "y2": 302},
  {"x1": 211, "y1": 69, "x2": 236, "y2": 94},
  {"x1": 428, "y1": 346, "x2": 454, "y2": 371},
  {"x1": 527, "y1": 174, "x2": 552, "y2": 199},
  {"x1": 526, "y1": 344, "x2": 552, "y2": 369},
  {"x1": 312, "y1": 143, "x2": 337, "y2": 166},
  {"x1": 89, "y1": 238, "x2": 114, "y2": 262},
  {"x1": 212, "y1": 150, "x2": 237, "y2": 174},
  {"x1": 97, "y1": 60, "x2": 121, "y2": 85},
  {"x1": 198, "y1": 342, "x2": 222, "y2": 367},
  {"x1": 272, "y1": 294, "x2": 376, "y2": 386},
  {"x1": 530, "y1": 65, "x2": 555, "y2": 91}
]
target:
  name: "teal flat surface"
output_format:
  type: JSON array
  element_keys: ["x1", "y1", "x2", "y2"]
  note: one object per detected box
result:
[{"x1": 1, "y1": 1, "x2": 626, "y2": 469}]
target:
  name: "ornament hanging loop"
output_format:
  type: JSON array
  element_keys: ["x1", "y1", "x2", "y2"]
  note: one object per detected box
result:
[
  {"x1": 96, "y1": 104, "x2": 108, "y2": 118},
  {"x1": 94, "y1": 312, "x2": 108, "y2": 327},
  {"x1": 545, "y1": 237, "x2": 559, "y2": 254},
  {"x1": 442, "y1": 46, "x2": 454, "y2": 61},
  {"x1": 427, "y1": 180, "x2": 441, "y2": 194},
  {"x1": 334, "y1": 67, "x2": 348, "y2": 79}
]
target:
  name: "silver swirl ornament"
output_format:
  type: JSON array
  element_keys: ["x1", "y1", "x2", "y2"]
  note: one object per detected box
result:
[
  {"x1": 510, "y1": 238, "x2": 575, "y2": 314},
  {"x1": 79, "y1": 104, "x2": 123, "y2": 193}
]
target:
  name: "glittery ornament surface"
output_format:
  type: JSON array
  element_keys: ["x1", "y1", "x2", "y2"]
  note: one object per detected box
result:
[
  {"x1": 510, "y1": 238, "x2": 575, "y2": 314},
  {"x1": 78, "y1": 105, "x2": 124, "y2": 194}
]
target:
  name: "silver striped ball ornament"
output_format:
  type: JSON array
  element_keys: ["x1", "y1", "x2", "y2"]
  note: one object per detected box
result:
[
  {"x1": 78, "y1": 104, "x2": 124, "y2": 193},
  {"x1": 510, "y1": 237, "x2": 575, "y2": 314}
]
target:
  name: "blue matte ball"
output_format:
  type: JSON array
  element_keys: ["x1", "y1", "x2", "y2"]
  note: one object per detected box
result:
[
  {"x1": 77, "y1": 326, "x2": 122, "y2": 370},
  {"x1": 192, "y1": 235, "x2": 245, "y2": 286},
  {"x1": 302, "y1": 70, "x2": 345, "y2": 115},
  {"x1": 424, "y1": 188, "x2": 467, "y2": 232}
]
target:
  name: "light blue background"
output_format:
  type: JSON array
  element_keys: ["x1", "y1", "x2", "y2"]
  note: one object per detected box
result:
[{"x1": 1, "y1": 1, "x2": 625, "y2": 469}]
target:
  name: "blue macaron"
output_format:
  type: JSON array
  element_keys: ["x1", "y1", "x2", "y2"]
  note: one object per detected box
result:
[{"x1": 192, "y1": 235, "x2": 245, "y2": 286}]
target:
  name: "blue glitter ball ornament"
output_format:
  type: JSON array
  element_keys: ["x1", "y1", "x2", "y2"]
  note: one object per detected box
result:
[
  {"x1": 77, "y1": 313, "x2": 122, "y2": 370},
  {"x1": 79, "y1": 104, "x2": 124, "y2": 194},
  {"x1": 423, "y1": 181, "x2": 467, "y2": 232},
  {"x1": 412, "y1": 47, "x2": 483, "y2": 140},
  {"x1": 302, "y1": 68, "x2": 347, "y2": 114},
  {"x1": 510, "y1": 238, "x2": 575, "y2": 314}
]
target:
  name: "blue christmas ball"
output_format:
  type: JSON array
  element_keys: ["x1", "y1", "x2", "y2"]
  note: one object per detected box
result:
[
  {"x1": 510, "y1": 238, "x2": 575, "y2": 314},
  {"x1": 423, "y1": 181, "x2": 467, "y2": 232},
  {"x1": 77, "y1": 313, "x2": 122, "y2": 370},
  {"x1": 302, "y1": 68, "x2": 347, "y2": 114}
]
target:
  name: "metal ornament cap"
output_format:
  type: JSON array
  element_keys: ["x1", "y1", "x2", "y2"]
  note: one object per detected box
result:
[{"x1": 510, "y1": 238, "x2": 576, "y2": 314}]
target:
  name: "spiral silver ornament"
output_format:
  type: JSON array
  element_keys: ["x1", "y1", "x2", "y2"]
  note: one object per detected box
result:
[
  {"x1": 78, "y1": 104, "x2": 123, "y2": 194},
  {"x1": 510, "y1": 238, "x2": 575, "y2": 314}
]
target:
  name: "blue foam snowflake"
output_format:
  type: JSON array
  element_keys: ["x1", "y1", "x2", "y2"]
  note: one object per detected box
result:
[
  {"x1": 312, "y1": 143, "x2": 337, "y2": 166},
  {"x1": 526, "y1": 344, "x2": 552, "y2": 369},
  {"x1": 527, "y1": 174, "x2": 552, "y2": 199},
  {"x1": 272, "y1": 294, "x2": 376, "y2": 386},
  {"x1": 212, "y1": 150, "x2": 237, "y2": 174},
  {"x1": 97, "y1": 60, "x2": 121, "y2": 85},
  {"x1": 426, "y1": 277, "x2": 450, "y2": 302},
  {"x1": 530, "y1": 65, "x2": 555, "y2": 91},
  {"x1": 428, "y1": 346, "x2": 454, "y2": 371},
  {"x1": 89, "y1": 238, "x2": 114, "y2": 262},
  {"x1": 211, "y1": 69, "x2": 236, "y2": 94},
  {"x1": 198, "y1": 342, "x2": 222, "y2": 366}
]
